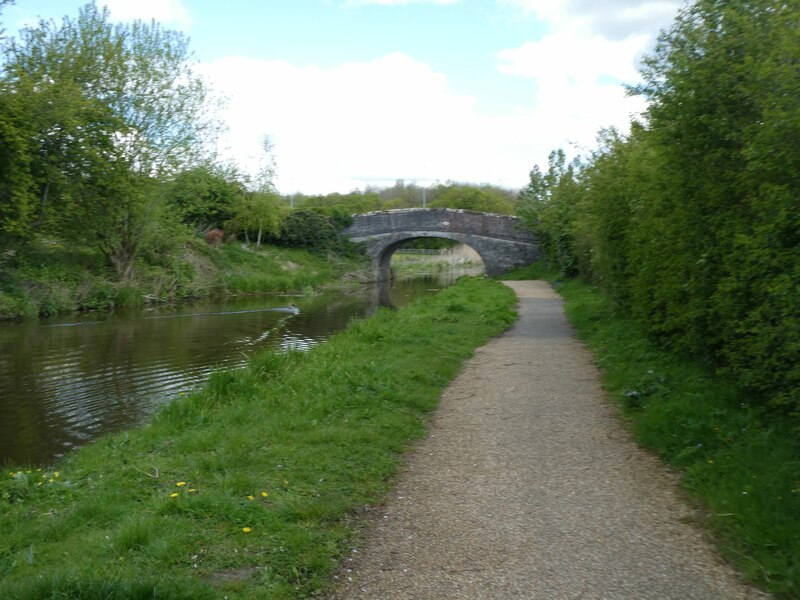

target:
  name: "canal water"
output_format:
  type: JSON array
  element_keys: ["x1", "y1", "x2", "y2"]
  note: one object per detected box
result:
[{"x1": 0, "y1": 268, "x2": 479, "y2": 466}]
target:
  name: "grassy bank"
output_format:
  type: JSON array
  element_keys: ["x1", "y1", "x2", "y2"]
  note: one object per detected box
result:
[
  {"x1": 0, "y1": 238, "x2": 364, "y2": 320},
  {"x1": 505, "y1": 264, "x2": 799, "y2": 597},
  {"x1": 390, "y1": 248, "x2": 481, "y2": 277},
  {"x1": 0, "y1": 276, "x2": 517, "y2": 599}
]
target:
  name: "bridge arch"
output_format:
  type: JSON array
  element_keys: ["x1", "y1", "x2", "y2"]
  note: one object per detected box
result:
[
  {"x1": 375, "y1": 233, "x2": 488, "y2": 279},
  {"x1": 342, "y1": 208, "x2": 538, "y2": 281}
]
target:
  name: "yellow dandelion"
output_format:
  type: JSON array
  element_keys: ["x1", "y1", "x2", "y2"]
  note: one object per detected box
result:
[
  {"x1": 170, "y1": 492, "x2": 180, "y2": 498},
  {"x1": 261, "y1": 491, "x2": 268, "y2": 498},
  {"x1": 176, "y1": 481, "x2": 186, "y2": 487},
  {"x1": 246, "y1": 495, "x2": 255, "y2": 501},
  {"x1": 242, "y1": 527, "x2": 252, "y2": 533},
  {"x1": 188, "y1": 488, "x2": 197, "y2": 493}
]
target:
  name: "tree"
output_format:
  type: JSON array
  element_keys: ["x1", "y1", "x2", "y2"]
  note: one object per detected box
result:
[
  {"x1": 516, "y1": 0, "x2": 800, "y2": 418},
  {"x1": 252, "y1": 136, "x2": 278, "y2": 195},
  {"x1": 277, "y1": 210, "x2": 340, "y2": 253},
  {"x1": 1, "y1": 2, "x2": 221, "y2": 276},
  {"x1": 576, "y1": 126, "x2": 656, "y2": 303},
  {"x1": 0, "y1": 0, "x2": 12, "y2": 38},
  {"x1": 429, "y1": 184, "x2": 514, "y2": 215},
  {"x1": 516, "y1": 150, "x2": 582, "y2": 276},
  {"x1": 227, "y1": 192, "x2": 284, "y2": 247},
  {"x1": 377, "y1": 180, "x2": 423, "y2": 208},
  {"x1": 165, "y1": 165, "x2": 245, "y2": 230},
  {"x1": 222, "y1": 135, "x2": 285, "y2": 247},
  {"x1": 295, "y1": 191, "x2": 381, "y2": 228},
  {"x1": 0, "y1": 82, "x2": 36, "y2": 244},
  {"x1": 628, "y1": 0, "x2": 800, "y2": 365}
]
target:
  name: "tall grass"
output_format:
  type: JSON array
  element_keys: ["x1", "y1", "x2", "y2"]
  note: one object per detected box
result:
[
  {"x1": 0, "y1": 276, "x2": 516, "y2": 599},
  {"x1": 504, "y1": 264, "x2": 800, "y2": 597}
]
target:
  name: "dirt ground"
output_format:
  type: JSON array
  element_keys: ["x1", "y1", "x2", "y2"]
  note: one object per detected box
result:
[{"x1": 329, "y1": 281, "x2": 767, "y2": 600}]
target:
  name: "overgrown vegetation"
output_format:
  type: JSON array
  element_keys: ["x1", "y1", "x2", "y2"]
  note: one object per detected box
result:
[
  {"x1": 0, "y1": 276, "x2": 516, "y2": 599},
  {"x1": 506, "y1": 263, "x2": 799, "y2": 597},
  {"x1": 517, "y1": 0, "x2": 799, "y2": 420}
]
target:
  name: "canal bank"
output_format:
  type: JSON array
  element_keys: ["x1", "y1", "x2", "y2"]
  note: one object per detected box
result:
[
  {"x1": 331, "y1": 281, "x2": 767, "y2": 600},
  {"x1": 0, "y1": 276, "x2": 516, "y2": 599},
  {"x1": 0, "y1": 241, "x2": 362, "y2": 322},
  {"x1": 1, "y1": 241, "x2": 484, "y2": 466},
  {"x1": 0, "y1": 272, "x2": 477, "y2": 466}
]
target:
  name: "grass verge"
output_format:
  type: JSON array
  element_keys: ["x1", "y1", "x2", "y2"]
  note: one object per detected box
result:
[
  {"x1": 504, "y1": 263, "x2": 799, "y2": 597},
  {"x1": 0, "y1": 276, "x2": 517, "y2": 599}
]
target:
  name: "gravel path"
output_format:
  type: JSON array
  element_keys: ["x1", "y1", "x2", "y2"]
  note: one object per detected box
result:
[{"x1": 330, "y1": 281, "x2": 767, "y2": 600}]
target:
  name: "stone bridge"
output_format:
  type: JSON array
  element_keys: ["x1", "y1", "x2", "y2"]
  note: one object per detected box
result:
[{"x1": 342, "y1": 208, "x2": 539, "y2": 281}]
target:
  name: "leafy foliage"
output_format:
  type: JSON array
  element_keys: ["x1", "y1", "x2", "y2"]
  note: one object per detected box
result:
[
  {"x1": 0, "y1": 86, "x2": 36, "y2": 243},
  {"x1": 276, "y1": 210, "x2": 342, "y2": 254},
  {"x1": 0, "y1": 2, "x2": 220, "y2": 277},
  {"x1": 429, "y1": 183, "x2": 515, "y2": 215},
  {"x1": 517, "y1": 0, "x2": 800, "y2": 418},
  {"x1": 165, "y1": 166, "x2": 245, "y2": 230},
  {"x1": 293, "y1": 191, "x2": 381, "y2": 229},
  {"x1": 226, "y1": 192, "x2": 285, "y2": 247},
  {"x1": 517, "y1": 150, "x2": 582, "y2": 276}
]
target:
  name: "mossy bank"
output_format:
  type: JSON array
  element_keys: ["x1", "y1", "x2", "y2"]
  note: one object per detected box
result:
[{"x1": 0, "y1": 276, "x2": 516, "y2": 599}]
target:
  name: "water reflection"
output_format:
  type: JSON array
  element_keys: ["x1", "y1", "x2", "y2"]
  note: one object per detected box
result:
[{"x1": 0, "y1": 271, "x2": 477, "y2": 466}]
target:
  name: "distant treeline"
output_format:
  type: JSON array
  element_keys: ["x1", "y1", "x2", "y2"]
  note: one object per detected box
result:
[
  {"x1": 287, "y1": 180, "x2": 517, "y2": 222},
  {"x1": 517, "y1": 0, "x2": 799, "y2": 418}
]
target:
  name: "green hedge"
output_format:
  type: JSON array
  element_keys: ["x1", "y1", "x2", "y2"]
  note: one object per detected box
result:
[{"x1": 517, "y1": 0, "x2": 800, "y2": 418}]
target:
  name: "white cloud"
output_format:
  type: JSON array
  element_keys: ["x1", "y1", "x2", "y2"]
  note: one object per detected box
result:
[
  {"x1": 202, "y1": 44, "x2": 650, "y2": 195},
  {"x1": 493, "y1": 0, "x2": 682, "y2": 171},
  {"x1": 201, "y1": 52, "x2": 550, "y2": 194},
  {"x1": 497, "y1": 32, "x2": 645, "y2": 84},
  {"x1": 197, "y1": 1, "x2": 684, "y2": 195},
  {"x1": 101, "y1": 0, "x2": 191, "y2": 29},
  {"x1": 501, "y1": 0, "x2": 683, "y2": 40},
  {"x1": 203, "y1": 53, "x2": 510, "y2": 192}
]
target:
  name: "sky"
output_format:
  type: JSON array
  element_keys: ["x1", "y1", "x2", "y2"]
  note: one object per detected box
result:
[{"x1": 5, "y1": 0, "x2": 686, "y2": 195}]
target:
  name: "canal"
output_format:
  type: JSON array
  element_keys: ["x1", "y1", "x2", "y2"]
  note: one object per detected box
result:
[{"x1": 0, "y1": 265, "x2": 480, "y2": 466}]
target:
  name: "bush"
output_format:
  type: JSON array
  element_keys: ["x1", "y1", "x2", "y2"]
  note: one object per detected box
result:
[{"x1": 516, "y1": 0, "x2": 800, "y2": 419}]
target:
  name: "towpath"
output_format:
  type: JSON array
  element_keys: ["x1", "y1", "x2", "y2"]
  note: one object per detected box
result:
[{"x1": 330, "y1": 281, "x2": 766, "y2": 600}]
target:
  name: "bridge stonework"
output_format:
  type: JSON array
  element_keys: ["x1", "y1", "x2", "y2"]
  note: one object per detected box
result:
[{"x1": 342, "y1": 208, "x2": 539, "y2": 280}]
